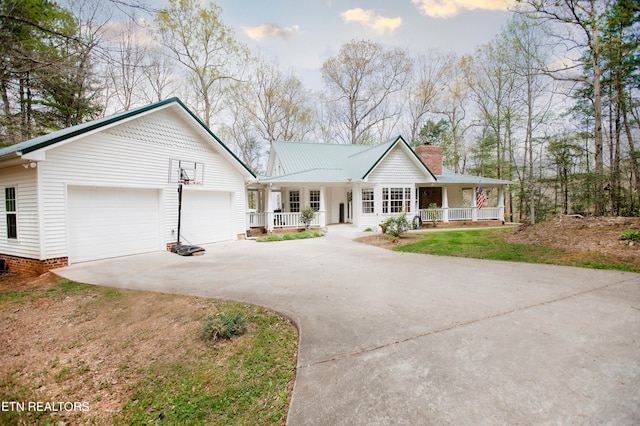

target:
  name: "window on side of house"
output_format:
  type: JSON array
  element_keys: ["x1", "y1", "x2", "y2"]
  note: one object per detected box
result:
[
  {"x1": 289, "y1": 190, "x2": 300, "y2": 212},
  {"x1": 362, "y1": 188, "x2": 374, "y2": 214},
  {"x1": 382, "y1": 187, "x2": 411, "y2": 214},
  {"x1": 5, "y1": 187, "x2": 17, "y2": 239},
  {"x1": 309, "y1": 190, "x2": 320, "y2": 212}
]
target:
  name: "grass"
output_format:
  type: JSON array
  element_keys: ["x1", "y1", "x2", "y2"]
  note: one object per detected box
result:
[
  {"x1": 0, "y1": 279, "x2": 94, "y2": 306},
  {"x1": 257, "y1": 229, "x2": 323, "y2": 242},
  {"x1": 115, "y1": 305, "x2": 297, "y2": 425},
  {"x1": 393, "y1": 228, "x2": 640, "y2": 273},
  {"x1": 0, "y1": 279, "x2": 298, "y2": 426}
]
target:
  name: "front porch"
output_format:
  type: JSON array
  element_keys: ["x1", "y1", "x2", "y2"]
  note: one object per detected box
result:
[{"x1": 246, "y1": 207, "x2": 504, "y2": 233}]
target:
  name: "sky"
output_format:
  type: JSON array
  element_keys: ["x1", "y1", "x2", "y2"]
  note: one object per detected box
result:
[{"x1": 212, "y1": 0, "x2": 515, "y2": 89}]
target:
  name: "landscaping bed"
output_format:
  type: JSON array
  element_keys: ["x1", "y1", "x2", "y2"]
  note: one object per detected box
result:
[{"x1": 357, "y1": 216, "x2": 640, "y2": 272}]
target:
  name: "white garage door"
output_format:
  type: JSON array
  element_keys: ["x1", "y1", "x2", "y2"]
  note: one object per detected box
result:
[
  {"x1": 68, "y1": 187, "x2": 160, "y2": 263},
  {"x1": 180, "y1": 191, "x2": 233, "y2": 244}
]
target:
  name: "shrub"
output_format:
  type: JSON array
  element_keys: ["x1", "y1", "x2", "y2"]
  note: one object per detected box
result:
[
  {"x1": 384, "y1": 214, "x2": 410, "y2": 238},
  {"x1": 202, "y1": 312, "x2": 247, "y2": 342},
  {"x1": 299, "y1": 206, "x2": 316, "y2": 230},
  {"x1": 620, "y1": 229, "x2": 640, "y2": 242}
]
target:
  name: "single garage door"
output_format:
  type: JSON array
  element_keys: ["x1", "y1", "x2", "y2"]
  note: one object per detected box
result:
[
  {"x1": 68, "y1": 186, "x2": 160, "y2": 263},
  {"x1": 180, "y1": 190, "x2": 233, "y2": 244}
]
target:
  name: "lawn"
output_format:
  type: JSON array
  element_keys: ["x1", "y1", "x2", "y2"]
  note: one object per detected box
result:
[
  {"x1": 256, "y1": 229, "x2": 323, "y2": 242},
  {"x1": 392, "y1": 228, "x2": 640, "y2": 273},
  {"x1": 0, "y1": 276, "x2": 298, "y2": 425}
]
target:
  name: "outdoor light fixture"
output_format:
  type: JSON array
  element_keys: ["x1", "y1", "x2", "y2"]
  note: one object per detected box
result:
[{"x1": 22, "y1": 161, "x2": 36, "y2": 169}]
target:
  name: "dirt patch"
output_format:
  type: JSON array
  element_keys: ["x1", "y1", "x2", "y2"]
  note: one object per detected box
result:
[
  {"x1": 355, "y1": 232, "x2": 424, "y2": 249},
  {"x1": 503, "y1": 216, "x2": 640, "y2": 264},
  {"x1": 0, "y1": 274, "x2": 296, "y2": 424}
]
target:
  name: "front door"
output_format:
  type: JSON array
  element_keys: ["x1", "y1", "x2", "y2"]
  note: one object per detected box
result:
[{"x1": 420, "y1": 187, "x2": 442, "y2": 209}]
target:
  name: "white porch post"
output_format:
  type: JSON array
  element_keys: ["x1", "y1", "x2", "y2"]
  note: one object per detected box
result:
[
  {"x1": 266, "y1": 185, "x2": 274, "y2": 232},
  {"x1": 353, "y1": 183, "x2": 362, "y2": 227},
  {"x1": 442, "y1": 186, "x2": 449, "y2": 222},
  {"x1": 472, "y1": 186, "x2": 478, "y2": 222},
  {"x1": 498, "y1": 187, "x2": 505, "y2": 223},
  {"x1": 319, "y1": 186, "x2": 326, "y2": 227}
]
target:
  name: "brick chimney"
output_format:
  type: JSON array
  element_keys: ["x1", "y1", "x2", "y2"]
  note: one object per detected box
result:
[{"x1": 415, "y1": 143, "x2": 442, "y2": 176}]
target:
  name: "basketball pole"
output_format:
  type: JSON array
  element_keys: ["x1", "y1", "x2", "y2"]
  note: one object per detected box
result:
[
  {"x1": 177, "y1": 181, "x2": 183, "y2": 247},
  {"x1": 176, "y1": 167, "x2": 190, "y2": 247}
]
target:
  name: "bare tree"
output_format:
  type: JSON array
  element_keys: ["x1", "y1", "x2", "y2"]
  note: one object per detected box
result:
[
  {"x1": 504, "y1": 15, "x2": 555, "y2": 223},
  {"x1": 103, "y1": 16, "x2": 151, "y2": 111},
  {"x1": 218, "y1": 59, "x2": 314, "y2": 171},
  {"x1": 250, "y1": 60, "x2": 314, "y2": 143},
  {"x1": 321, "y1": 39, "x2": 413, "y2": 144},
  {"x1": 433, "y1": 54, "x2": 472, "y2": 173},
  {"x1": 155, "y1": 0, "x2": 248, "y2": 127},
  {"x1": 404, "y1": 50, "x2": 450, "y2": 146},
  {"x1": 516, "y1": 0, "x2": 612, "y2": 215},
  {"x1": 142, "y1": 47, "x2": 176, "y2": 103}
]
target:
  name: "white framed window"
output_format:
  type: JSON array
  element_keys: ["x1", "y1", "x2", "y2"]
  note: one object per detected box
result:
[
  {"x1": 382, "y1": 187, "x2": 411, "y2": 214},
  {"x1": 362, "y1": 188, "x2": 374, "y2": 214},
  {"x1": 289, "y1": 190, "x2": 300, "y2": 212},
  {"x1": 5, "y1": 187, "x2": 17, "y2": 239},
  {"x1": 309, "y1": 190, "x2": 320, "y2": 212}
]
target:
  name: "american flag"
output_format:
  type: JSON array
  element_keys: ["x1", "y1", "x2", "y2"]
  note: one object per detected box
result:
[{"x1": 476, "y1": 183, "x2": 486, "y2": 209}]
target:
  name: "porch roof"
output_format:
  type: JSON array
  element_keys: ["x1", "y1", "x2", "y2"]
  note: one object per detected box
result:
[{"x1": 435, "y1": 167, "x2": 514, "y2": 185}]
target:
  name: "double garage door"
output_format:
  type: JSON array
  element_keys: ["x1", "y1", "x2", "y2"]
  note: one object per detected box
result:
[{"x1": 67, "y1": 187, "x2": 233, "y2": 263}]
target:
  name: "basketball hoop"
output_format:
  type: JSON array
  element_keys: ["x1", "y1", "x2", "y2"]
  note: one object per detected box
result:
[{"x1": 168, "y1": 159, "x2": 205, "y2": 185}]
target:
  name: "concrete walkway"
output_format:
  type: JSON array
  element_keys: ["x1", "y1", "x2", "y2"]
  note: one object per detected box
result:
[{"x1": 56, "y1": 225, "x2": 640, "y2": 425}]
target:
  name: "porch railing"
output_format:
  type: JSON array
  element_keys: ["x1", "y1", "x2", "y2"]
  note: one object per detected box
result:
[
  {"x1": 419, "y1": 209, "x2": 444, "y2": 223},
  {"x1": 478, "y1": 207, "x2": 501, "y2": 220},
  {"x1": 246, "y1": 211, "x2": 322, "y2": 229},
  {"x1": 246, "y1": 211, "x2": 266, "y2": 228},
  {"x1": 448, "y1": 208, "x2": 473, "y2": 221},
  {"x1": 418, "y1": 207, "x2": 502, "y2": 223}
]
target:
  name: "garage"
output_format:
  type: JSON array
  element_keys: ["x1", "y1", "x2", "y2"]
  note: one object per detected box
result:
[
  {"x1": 67, "y1": 187, "x2": 161, "y2": 263},
  {"x1": 180, "y1": 190, "x2": 233, "y2": 245}
]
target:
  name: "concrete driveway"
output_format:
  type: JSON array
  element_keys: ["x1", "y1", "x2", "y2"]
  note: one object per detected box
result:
[{"x1": 56, "y1": 225, "x2": 640, "y2": 425}]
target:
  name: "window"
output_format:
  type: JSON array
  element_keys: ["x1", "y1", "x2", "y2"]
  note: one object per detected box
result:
[
  {"x1": 5, "y1": 187, "x2": 17, "y2": 239},
  {"x1": 289, "y1": 190, "x2": 300, "y2": 212},
  {"x1": 382, "y1": 187, "x2": 411, "y2": 213},
  {"x1": 309, "y1": 190, "x2": 320, "y2": 212},
  {"x1": 362, "y1": 188, "x2": 374, "y2": 214}
]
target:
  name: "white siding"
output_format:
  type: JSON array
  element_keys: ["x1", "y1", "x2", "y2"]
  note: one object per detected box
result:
[
  {"x1": 0, "y1": 165, "x2": 40, "y2": 258},
  {"x1": 38, "y1": 107, "x2": 247, "y2": 260},
  {"x1": 368, "y1": 145, "x2": 432, "y2": 183}
]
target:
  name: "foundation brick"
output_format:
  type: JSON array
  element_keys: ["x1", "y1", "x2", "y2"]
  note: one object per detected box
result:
[{"x1": 0, "y1": 254, "x2": 68, "y2": 275}]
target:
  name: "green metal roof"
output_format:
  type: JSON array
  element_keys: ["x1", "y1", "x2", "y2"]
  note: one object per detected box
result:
[
  {"x1": 264, "y1": 136, "x2": 436, "y2": 183},
  {"x1": 261, "y1": 137, "x2": 513, "y2": 186},
  {"x1": 0, "y1": 97, "x2": 256, "y2": 178}
]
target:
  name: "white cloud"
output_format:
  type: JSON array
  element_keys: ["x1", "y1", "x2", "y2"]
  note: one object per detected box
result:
[
  {"x1": 341, "y1": 8, "x2": 402, "y2": 34},
  {"x1": 240, "y1": 24, "x2": 300, "y2": 41},
  {"x1": 411, "y1": 0, "x2": 511, "y2": 18},
  {"x1": 99, "y1": 19, "x2": 157, "y2": 48}
]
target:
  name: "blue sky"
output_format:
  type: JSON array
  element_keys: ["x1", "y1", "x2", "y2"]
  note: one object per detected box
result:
[{"x1": 214, "y1": 0, "x2": 514, "y2": 88}]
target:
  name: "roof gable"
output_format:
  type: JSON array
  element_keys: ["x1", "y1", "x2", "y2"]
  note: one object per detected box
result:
[{"x1": 0, "y1": 98, "x2": 255, "y2": 178}]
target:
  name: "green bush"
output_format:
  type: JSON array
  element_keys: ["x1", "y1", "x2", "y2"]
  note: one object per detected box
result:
[
  {"x1": 299, "y1": 206, "x2": 316, "y2": 230},
  {"x1": 202, "y1": 312, "x2": 247, "y2": 342},
  {"x1": 620, "y1": 229, "x2": 640, "y2": 242},
  {"x1": 384, "y1": 214, "x2": 410, "y2": 238}
]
